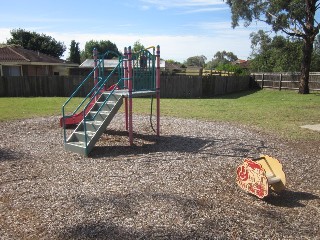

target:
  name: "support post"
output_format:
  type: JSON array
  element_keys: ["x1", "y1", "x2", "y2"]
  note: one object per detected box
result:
[
  {"x1": 128, "y1": 46, "x2": 133, "y2": 145},
  {"x1": 124, "y1": 47, "x2": 129, "y2": 131},
  {"x1": 279, "y1": 73, "x2": 282, "y2": 91},
  {"x1": 93, "y1": 48, "x2": 99, "y2": 101},
  {"x1": 156, "y1": 45, "x2": 160, "y2": 136}
]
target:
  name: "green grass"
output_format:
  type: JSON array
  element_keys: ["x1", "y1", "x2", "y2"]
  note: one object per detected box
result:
[
  {"x1": 0, "y1": 89, "x2": 319, "y2": 140},
  {"x1": 0, "y1": 97, "x2": 83, "y2": 121},
  {"x1": 132, "y1": 89, "x2": 320, "y2": 141}
]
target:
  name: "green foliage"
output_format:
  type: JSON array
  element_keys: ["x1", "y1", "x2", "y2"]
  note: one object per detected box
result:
[
  {"x1": 7, "y1": 28, "x2": 66, "y2": 58},
  {"x1": 311, "y1": 35, "x2": 320, "y2": 71},
  {"x1": 207, "y1": 50, "x2": 238, "y2": 69},
  {"x1": 184, "y1": 55, "x2": 207, "y2": 67},
  {"x1": 81, "y1": 40, "x2": 120, "y2": 61},
  {"x1": 132, "y1": 40, "x2": 145, "y2": 53},
  {"x1": 215, "y1": 63, "x2": 248, "y2": 76},
  {"x1": 225, "y1": 0, "x2": 314, "y2": 35},
  {"x1": 225, "y1": 0, "x2": 320, "y2": 93},
  {"x1": 68, "y1": 40, "x2": 81, "y2": 64},
  {"x1": 166, "y1": 59, "x2": 181, "y2": 65},
  {"x1": 249, "y1": 31, "x2": 304, "y2": 72}
]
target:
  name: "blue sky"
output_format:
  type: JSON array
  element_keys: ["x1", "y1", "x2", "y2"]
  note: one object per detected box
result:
[{"x1": 0, "y1": 0, "x2": 273, "y2": 62}]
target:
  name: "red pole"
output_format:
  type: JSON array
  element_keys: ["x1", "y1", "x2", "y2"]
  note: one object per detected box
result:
[
  {"x1": 128, "y1": 46, "x2": 133, "y2": 145},
  {"x1": 156, "y1": 45, "x2": 160, "y2": 136},
  {"x1": 124, "y1": 47, "x2": 129, "y2": 131}
]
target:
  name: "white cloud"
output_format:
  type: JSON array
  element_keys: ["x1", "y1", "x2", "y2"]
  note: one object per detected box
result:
[
  {"x1": 0, "y1": 28, "x2": 11, "y2": 43},
  {"x1": 50, "y1": 30, "x2": 252, "y2": 62},
  {"x1": 140, "y1": 0, "x2": 225, "y2": 10},
  {"x1": 141, "y1": 0, "x2": 224, "y2": 7},
  {"x1": 0, "y1": 26, "x2": 253, "y2": 62},
  {"x1": 181, "y1": 7, "x2": 229, "y2": 14},
  {"x1": 141, "y1": 5, "x2": 150, "y2": 10}
]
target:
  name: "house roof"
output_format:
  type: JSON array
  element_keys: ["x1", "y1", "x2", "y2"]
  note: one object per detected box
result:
[
  {"x1": 233, "y1": 59, "x2": 248, "y2": 64},
  {"x1": 0, "y1": 45, "x2": 77, "y2": 66},
  {"x1": 165, "y1": 62, "x2": 182, "y2": 70}
]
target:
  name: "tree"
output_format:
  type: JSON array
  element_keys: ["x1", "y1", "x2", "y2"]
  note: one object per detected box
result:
[
  {"x1": 7, "y1": 28, "x2": 66, "y2": 58},
  {"x1": 225, "y1": 0, "x2": 320, "y2": 94},
  {"x1": 184, "y1": 55, "x2": 207, "y2": 67},
  {"x1": 311, "y1": 34, "x2": 320, "y2": 71},
  {"x1": 68, "y1": 40, "x2": 81, "y2": 64},
  {"x1": 249, "y1": 30, "x2": 303, "y2": 72},
  {"x1": 132, "y1": 40, "x2": 145, "y2": 53},
  {"x1": 215, "y1": 63, "x2": 249, "y2": 76},
  {"x1": 214, "y1": 51, "x2": 238, "y2": 62},
  {"x1": 207, "y1": 50, "x2": 238, "y2": 69},
  {"x1": 166, "y1": 59, "x2": 181, "y2": 65},
  {"x1": 81, "y1": 40, "x2": 120, "y2": 61}
]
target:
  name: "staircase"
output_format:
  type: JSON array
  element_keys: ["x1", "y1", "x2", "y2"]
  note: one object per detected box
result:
[{"x1": 64, "y1": 92, "x2": 123, "y2": 156}]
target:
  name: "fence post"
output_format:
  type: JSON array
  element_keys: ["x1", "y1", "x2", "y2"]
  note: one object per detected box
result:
[
  {"x1": 279, "y1": 73, "x2": 282, "y2": 91},
  {"x1": 261, "y1": 74, "x2": 264, "y2": 89}
]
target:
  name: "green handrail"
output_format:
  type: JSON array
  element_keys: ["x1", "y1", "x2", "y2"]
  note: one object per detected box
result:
[
  {"x1": 82, "y1": 59, "x2": 127, "y2": 149},
  {"x1": 62, "y1": 50, "x2": 123, "y2": 143}
]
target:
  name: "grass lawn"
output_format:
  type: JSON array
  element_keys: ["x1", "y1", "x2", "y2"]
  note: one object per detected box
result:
[{"x1": 0, "y1": 89, "x2": 319, "y2": 140}]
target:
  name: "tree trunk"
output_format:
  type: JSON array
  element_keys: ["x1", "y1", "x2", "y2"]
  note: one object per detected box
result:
[
  {"x1": 299, "y1": 38, "x2": 313, "y2": 94},
  {"x1": 298, "y1": 0, "x2": 318, "y2": 94}
]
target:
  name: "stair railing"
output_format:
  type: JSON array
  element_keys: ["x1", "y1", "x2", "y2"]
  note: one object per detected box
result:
[
  {"x1": 62, "y1": 50, "x2": 124, "y2": 144},
  {"x1": 82, "y1": 64, "x2": 128, "y2": 150}
]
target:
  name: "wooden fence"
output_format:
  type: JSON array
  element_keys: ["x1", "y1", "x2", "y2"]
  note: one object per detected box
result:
[
  {"x1": 251, "y1": 72, "x2": 320, "y2": 91},
  {"x1": 0, "y1": 75, "x2": 251, "y2": 98}
]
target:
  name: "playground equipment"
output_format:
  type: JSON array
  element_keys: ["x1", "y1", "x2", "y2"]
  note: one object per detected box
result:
[
  {"x1": 61, "y1": 45, "x2": 161, "y2": 156},
  {"x1": 236, "y1": 155, "x2": 286, "y2": 198},
  {"x1": 59, "y1": 84, "x2": 119, "y2": 127}
]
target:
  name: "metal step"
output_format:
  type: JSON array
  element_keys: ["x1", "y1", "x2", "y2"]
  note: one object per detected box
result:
[
  {"x1": 64, "y1": 94, "x2": 123, "y2": 156},
  {"x1": 91, "y1": 101, "x2": 116, "y2": 112},
  {"x1": 64, "y1": 141, "x2": 87, "y2": 155},
  {"x1": 74, "y1": 131, "x2": 96, "y2": 142},
  {"x1": 87, "y1": 111, "x2": 110, "y2": 121}
]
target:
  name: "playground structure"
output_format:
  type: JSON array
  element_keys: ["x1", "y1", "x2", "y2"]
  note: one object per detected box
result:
[
  {"x1": 236, "y1": 155, "x2": 286, "y2": 199},
  {"x1": 61, "y1": 45, "x2": 161, "y2": 156}
]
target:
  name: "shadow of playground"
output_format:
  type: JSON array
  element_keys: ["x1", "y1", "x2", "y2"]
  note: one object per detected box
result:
[
  {"x1": 90, "y1": 129, "x2": 209, "y2": 158},
  {"x1": 89, "y1": 129, "x2": 270, "y2": 159}
]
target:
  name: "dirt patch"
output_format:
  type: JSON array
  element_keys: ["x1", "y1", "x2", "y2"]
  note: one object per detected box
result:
[{"x1": 0, "y1": 115, "x2": 319, "y2": 239}]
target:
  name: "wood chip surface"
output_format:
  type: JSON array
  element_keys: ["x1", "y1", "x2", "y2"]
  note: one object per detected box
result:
[{"x1": 0, "y1": 114, "x2": 319, "y2": 239}]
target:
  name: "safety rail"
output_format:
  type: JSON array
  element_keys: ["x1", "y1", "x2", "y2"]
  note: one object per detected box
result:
[
  {"x1": 82, "y1": 61, "x2": 127, "y2": 148},
  {"x1": 131, "y1": 48, "x2": 156, "y2": 91},
  {"x1": 62, "y1": 50, "x2": 124, "y2": 144}
]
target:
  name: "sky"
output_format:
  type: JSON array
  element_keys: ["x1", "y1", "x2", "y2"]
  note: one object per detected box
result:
[{"x1": 0, "y1": 0, "x2": 273, "y2": 62}]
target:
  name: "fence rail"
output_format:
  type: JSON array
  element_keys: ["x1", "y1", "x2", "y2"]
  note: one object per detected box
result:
[
  {"x1": 0, "y1": 75, "x2": 251, "y2": 98},
  {"x1": 251, "y1": 72, "x2": 320, "y2": 91}
]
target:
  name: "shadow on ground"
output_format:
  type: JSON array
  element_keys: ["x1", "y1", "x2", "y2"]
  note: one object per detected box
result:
[
  {"x1": 0, "y1": 148, "x2": 27, "y2": 162},
  {"x1": 58, "y1": 192, "x2": 229, "y2": 240},
  {"x1": 264, "y1": 190, "x2": 319, "y2": 208},
  {"x1": 89, "y1": 129, "x2": 270, "y2": 160}
]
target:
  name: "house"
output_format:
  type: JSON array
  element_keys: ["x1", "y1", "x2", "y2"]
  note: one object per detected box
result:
[
  {"x1": 165, "y1": 62, "x2": 185, "y2": 75},
  {"x1": 232, "y1": 59, "x2": 250, "y2": 69},
  {"x1": 185, "y1": 66, "x2": 203, "y2": 76},
  {"x1": 0, "y1": 45, "x2": 78, "y2": 77}
]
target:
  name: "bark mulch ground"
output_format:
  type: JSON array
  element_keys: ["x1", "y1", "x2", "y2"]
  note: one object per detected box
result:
[{"x1": 0, "y1": 114, "x2": 319, "y2": 239}]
